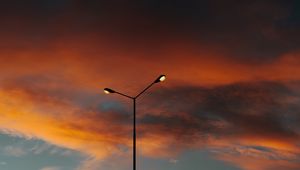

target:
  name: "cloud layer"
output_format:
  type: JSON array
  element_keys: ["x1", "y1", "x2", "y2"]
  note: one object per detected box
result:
[{"x1": 0, "y1": 0, "x2": 300, "y2": 170}]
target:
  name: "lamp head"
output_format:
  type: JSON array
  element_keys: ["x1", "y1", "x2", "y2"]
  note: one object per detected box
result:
[
  {"x1": 104, "y1": 88, "x2": 115, "y2": 94},
  {"x1": 154, "y1": 75, "x2": 166, "y2": 83}
]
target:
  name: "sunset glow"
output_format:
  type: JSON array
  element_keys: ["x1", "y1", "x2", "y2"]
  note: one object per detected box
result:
[{"x1": 0, "y1": 1, "x2": 300, "y2": 170}]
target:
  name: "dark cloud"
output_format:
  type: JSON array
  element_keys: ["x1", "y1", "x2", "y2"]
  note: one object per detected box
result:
[
  {"x1": 0, "y1": 0, "x2": 299, "y2": 62},
  {"x1": 4, "y1": 70, "x2": 300, "y2": 154},
  {"x1": 0, "y1": 1, "x2": 300, "y2": 168},
  {"x1": 2, "y1": 60, "x2": 300, "y2": 152},
  {"x1": 139, "y1": 81, "x2": 300, "y2": 145}
]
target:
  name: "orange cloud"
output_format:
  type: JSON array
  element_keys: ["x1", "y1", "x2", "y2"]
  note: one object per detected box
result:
[
  {"x1": 0, "y1": 36, "x2": 300, "y2": 170},
  {"x1": 0, "y1": 1, "x2": 300, "y2": 170},
  {"x1": 216, "y1": 149, "x2": 300, "y2": 170},
  {"x1": 0, "y1": 86, "x2": 131, "y2": 159}
]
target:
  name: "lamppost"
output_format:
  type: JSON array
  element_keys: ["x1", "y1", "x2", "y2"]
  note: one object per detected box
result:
[{"x1": 104, "y1": 75, "x2": 166, "y2": 170}]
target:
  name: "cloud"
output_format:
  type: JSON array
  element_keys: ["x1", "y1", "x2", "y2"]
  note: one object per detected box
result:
[
  {"x1": 169, "y1": 159, "x2": 179, "y2": 164},
  {"x1": 0, "y1": 83, "x2": 131, "y2": 159},
  {"x1": 1, "y1": 56, "x2": 300, "y2": 170},
  {"x1": 3, "y1": 146, "x2": 26, "y2": 157},
  {"x1": 76, "y1": 158, "x2": 102, "y2": 170},
  {"x1": 142, "y1": 81, "x2": 300, "y2": 145},
  {"x1": 136, "y1": 81, "x2": 300, "y2": 169},
  {"x1": 1, "y1": 54, "x2": 300, "y2": 170},
  {"x1": 40, "y1": 166, "x2": 62, "y2": 170},
  {"x1": 0, "y1": 0, "x2": 299, "y2": 62},
  {"x1": 0, "y1": 1, "x2": 299, "y2": 170},
  {"x1": 215, "y1": 146, "x2": 300, "y2": 170}
]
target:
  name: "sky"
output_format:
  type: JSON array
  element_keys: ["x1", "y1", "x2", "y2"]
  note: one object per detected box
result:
[{"x1": 0, "y1": 0, "x2": 300, "y2": 170}]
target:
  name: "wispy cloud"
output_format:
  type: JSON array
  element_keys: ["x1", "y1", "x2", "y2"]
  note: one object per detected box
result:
[
  {"x1": 3, "y1": 146, "x2": 26, "y2": 157},
  {"x1": 40, "y1": 166, "x2": 61, "y2": 170}
]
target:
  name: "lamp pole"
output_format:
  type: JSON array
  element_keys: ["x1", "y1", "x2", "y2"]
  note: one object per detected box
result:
[{"x1": 104, "y1": 75, "x2": 166, "y2": 170}]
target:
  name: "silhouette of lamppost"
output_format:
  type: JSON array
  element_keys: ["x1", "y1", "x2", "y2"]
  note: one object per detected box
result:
[{"x1": 104, "y1": 75, "x2": 166, "y2": 170}]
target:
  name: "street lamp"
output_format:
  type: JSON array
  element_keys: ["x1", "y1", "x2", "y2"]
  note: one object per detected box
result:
[{"x1": 104, "y1": 74, "x2": 166, "y2": 170}]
